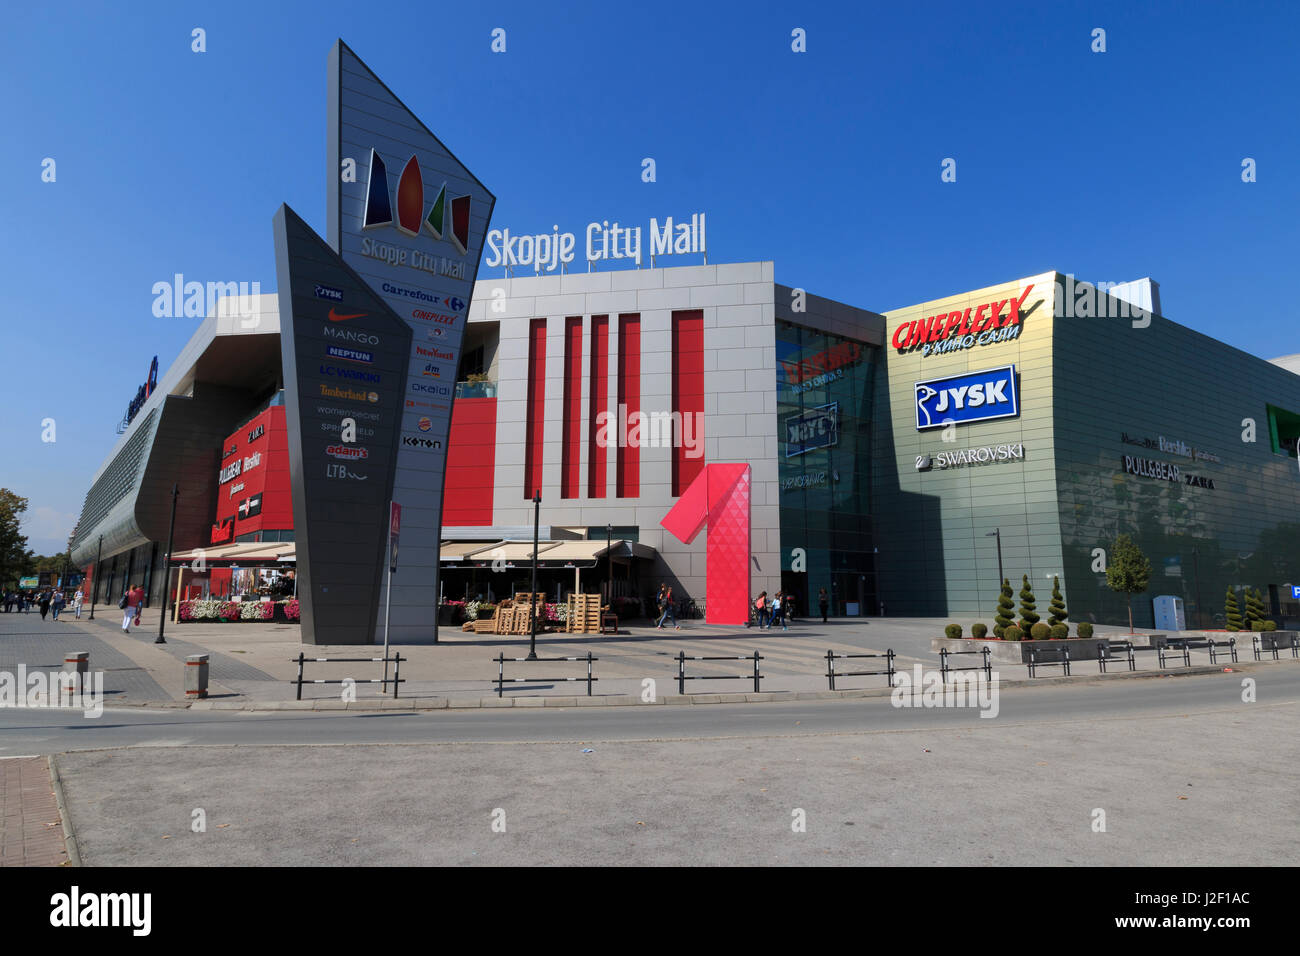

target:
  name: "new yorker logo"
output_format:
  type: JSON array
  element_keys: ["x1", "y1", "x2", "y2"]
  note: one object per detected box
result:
[
  {"x1": 50, "y1": 886, "x2": 151, "y2": 936},
  {"x1": 893, "y1": 285, "x2": 1037, "y2": 356},
  {"x1": 415, "y1": 345, "x2": 452, "y2": 360}
]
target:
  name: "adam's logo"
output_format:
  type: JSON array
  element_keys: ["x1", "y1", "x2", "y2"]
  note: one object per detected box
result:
[{"x1": 363, "y1": 148, "x2": 471, "y2": 255}]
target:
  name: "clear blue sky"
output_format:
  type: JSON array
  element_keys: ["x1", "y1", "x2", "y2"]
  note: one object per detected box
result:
[{"x1": 1, "y1": 0, "x2": 1295, "y2": 554}]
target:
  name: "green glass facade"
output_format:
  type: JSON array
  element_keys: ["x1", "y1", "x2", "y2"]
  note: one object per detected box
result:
[{"x1": 776, "y1": 321, "x2": 879, "y2": 617}]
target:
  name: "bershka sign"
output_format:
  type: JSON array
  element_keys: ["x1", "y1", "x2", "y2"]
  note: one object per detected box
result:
[
  {"x1": 915, "y1": 365, "x2": 1019, "y2": 430},
  {"x1": 1122, "y1": 432, "x2": 1221, "y2": 464},
  {"x1": 892, "y1": 285, "x2": 1037, "y2": 356},
  {"x1": 485, "y1": 213, "x2": 705, "y2": 272}
]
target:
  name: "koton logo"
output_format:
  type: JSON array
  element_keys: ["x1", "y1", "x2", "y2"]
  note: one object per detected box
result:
[
  {"x1": 915, "y1": 365, "x2": 1019, "y2": 430},
  {"x1": 893, "y1": 285, "x2": 1037, "y2": 356},
  {"x1": 402, "y1": 436, "x2": 442, "y2": 450},
  {"x1": 326, "y1": 444, "x2": 369, "y2": 460},
  {"x1": 415, "y1": 345, "x2": 452, "y2": 360}
]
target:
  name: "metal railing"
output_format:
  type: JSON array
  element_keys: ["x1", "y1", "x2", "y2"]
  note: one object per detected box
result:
[
  {"x1": 674, "y1": 651, "x2": 764, "y2": 694},
  {"x1": 939, "y1": 646, "x2": 992, "y2": 683},
  {"x1": 1097, "y1": 640, "x2": 1135, "y2": 674},
  {"x1": 1027, "y1": 644, "x2": 1070, "y2": 678},
  {"x1": 495, "y1": 652, "x2": 598, "y2": 697},
  {"x1": 293, "y1": 653, "x2": 404, "y2": 700},
  {"x1": 1252, "y1": 633, "x2": 1299, "y2": 661},
  {"x1": 825, "y1": 649, "x2": 895, "y2": 690}
]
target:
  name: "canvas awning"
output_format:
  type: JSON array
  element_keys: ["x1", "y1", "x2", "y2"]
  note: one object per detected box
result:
[{"x1": 169, "y1": 542, "x2": 296, "y2": 566}]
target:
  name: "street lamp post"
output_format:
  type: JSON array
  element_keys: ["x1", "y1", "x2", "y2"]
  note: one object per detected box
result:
[
  {"x1": 157, "y1": 483, "x2": 178, "y2": 645},
  {"x1": 89, "y1": 535, "x2": 102, "y2": 620},
  {"x1": 985, "y1": 528, "x2": 1004, "y2": 594},
  {"x1": 1192, "y1": 547, "x2": 1203, "y2": 629},
  {"x1": 527, "y1": 490, "x2": 541, "y2": 661},
  {"x1": 605, "y1": 523, "x2": 613, "y2": 604}
]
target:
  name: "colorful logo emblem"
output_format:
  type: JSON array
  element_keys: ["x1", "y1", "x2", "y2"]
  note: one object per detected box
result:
[
  {"x1": 418, "y1": 417, "x2": 432, "y2": 432},
  {"x1": 363, "y1": 148, "x2": 471, "y2": 255},
  {"x1": 328, "y1": 308, "x2": 367, "y2": 322}
]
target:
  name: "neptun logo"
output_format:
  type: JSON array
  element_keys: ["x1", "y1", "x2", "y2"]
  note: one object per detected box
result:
[{"x1": 362, "y1": 148, "x2": 471, "y2": 253}]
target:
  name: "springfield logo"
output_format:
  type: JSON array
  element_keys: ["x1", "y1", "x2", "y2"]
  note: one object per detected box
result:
[
  {"x1": 326, "y1": 444, "x2": 369, "y2": 460},
  {"x1": 326, "y1": 345, "x2": 373, "y2": 364},
  {"x1": 360, "y1": 149, "x2": 469, "y2": 278},
  {"x1": 892, "y1": 285, "x2": 1037, "y2": 356},
  {"x1": 915, "y1": 365, "x2": 1018, "y2": 430},
  {"x1": 50, "y1": 887, "x2": 150, "y2": 936},
  {"x1": 319, "y1": 384, "x2": 380, "y2": 403}
]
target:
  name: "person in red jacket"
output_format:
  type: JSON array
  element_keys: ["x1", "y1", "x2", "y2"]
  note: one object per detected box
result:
[{"x1": 122, "y1": 583, "x2": 145, "y2": 632}]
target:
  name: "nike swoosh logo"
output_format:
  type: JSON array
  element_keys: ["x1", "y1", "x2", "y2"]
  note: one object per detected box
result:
[{"x1": 329, "y1": 309, "x2": 367, "y2": 322}]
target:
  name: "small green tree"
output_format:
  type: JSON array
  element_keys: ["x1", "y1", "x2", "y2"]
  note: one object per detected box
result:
[
  {"x1": 1048, "y1": 576, "x2": 1068, "y2": 626},
  {"x1": 1245, "y1": 587, "x2": 1266, "y2": 629},
  {"x1": 1018, "y1": 574, "x2": 1040, "y2": 629},
  {"x1": 1106, "y1": 534, "x2": 1151, "y2": 634},
  {"x1": 994, "y1": 578, "x2": 1016, "y2": 635},
  {"x1": 1224, "y1": 587, "x2": 1243, "y2": 632}
]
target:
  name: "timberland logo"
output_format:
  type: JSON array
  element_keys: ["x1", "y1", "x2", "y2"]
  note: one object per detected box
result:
[{"x1": 50, "y1": 887, "x2": 151, "y2": 935}]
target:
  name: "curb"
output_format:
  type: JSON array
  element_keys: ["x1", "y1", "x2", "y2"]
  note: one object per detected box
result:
[
  {"x1": 47, "y1": 754, "x2": 81, "y2": 867},
  {"x1": 105, "y1": 657, "x2": 1289, "y2": 713}
]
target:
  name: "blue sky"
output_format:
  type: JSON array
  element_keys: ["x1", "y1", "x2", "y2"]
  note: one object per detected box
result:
[{"x1": 1, "y1": 0, "x2": 1296, "y2": 553}]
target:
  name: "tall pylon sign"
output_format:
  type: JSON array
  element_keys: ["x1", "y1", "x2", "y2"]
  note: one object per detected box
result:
[{"x1": 276, "y1": 40, "x2": 495, "y2": 644}]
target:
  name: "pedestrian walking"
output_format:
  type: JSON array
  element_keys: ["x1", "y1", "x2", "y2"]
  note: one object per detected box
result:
[
  {"x1": 772, "y1": 591, "x2": 787, "y2": 631},
  {"x1": 38, "y1": 590, "x2": 51, "y2": 621},
  {"x1": 819, "y1": 587, "x2": 828, "y2": 623},
  {"x1": 51, "y1": 588, "x2": 65, "y2": 621},
  {"x1": 755, "y1": 590, "x2": 768, "y2": 629},
  {"x1": 122, "y1": 583, "x2": 145, "y2": 632},
  {"x1": 655, "y1": 584, "x2": 680, "y2": 630},
  {"x1": 74, "y1": 587, "x2": 84, "y2": 619},
  {"x1": 1, "y1": 590, "x2": 10, "y2": 613}
]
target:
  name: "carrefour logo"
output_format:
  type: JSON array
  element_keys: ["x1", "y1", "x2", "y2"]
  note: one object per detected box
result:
[
  {"x1": 915, "y1": 365, "x2": 1018, "y2": 430},
  {"x1": 363, "y1": 148, "x2": 471, "y2": 254}
]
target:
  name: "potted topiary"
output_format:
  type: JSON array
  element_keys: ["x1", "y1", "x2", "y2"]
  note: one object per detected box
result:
[
  {"x1": 1030, "y1": 621, "x2": 1050, "y2": 640},
  {"x1": 994, "y1": 579, "x2": 1015, "y2": 637},
  {"x1": 1077, "y1": 621, "x2": 1093, "y2": 639},
  {"x1": 1049, "y1": 623, "x2": 1068, "y2": 639},
  {"x1": 1019, "y1": 576, "x2": 1040, "y2": 632},
  {"x1": 945, "y1": 624, "x2": 962, "y2": 639},
  {"x1": 1004, "y1": 624, "x2": 1024, "y2": 641},
  {"x1": 971, "y1": 622, "x2": 988, "y2": 639}
]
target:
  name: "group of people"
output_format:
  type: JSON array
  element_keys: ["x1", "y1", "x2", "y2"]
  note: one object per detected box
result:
[
  {"x1": 2, "y1": 587, "x2": 84, "y2": 621},
  {"x1": 752, "y1": 590, "x2": 796, "y2": 629}
]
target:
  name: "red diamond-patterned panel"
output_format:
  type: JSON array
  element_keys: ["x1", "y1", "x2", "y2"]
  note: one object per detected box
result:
[{"x1": 660, "y1": 463, "x2": 751, "y2": 626}]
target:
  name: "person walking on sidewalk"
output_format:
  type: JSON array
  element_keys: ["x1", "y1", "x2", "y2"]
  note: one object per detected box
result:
[
  {"x1": 754, "y1": 591, "x2": 768, "y2": 629},
  {"x1": 819, "y1": 587, "x2": 828, "y2": 623},
  {"x1": 771, "y1": 591, "x2": 787, "y2": 631},
  {"x1": 655, "y1": 585, "x2": 680, "y2": 630},
  {"x1": 122, "y1": 583, "x2": 145, "y2": 632},
  {"x1": 73, "y1": 587, "x2": 84, "y2": 619},
  {"x1": 51, "y1": 589, "x2": 65, "y2": 621},
  {"x1": 37, "y1": 590, "x2": 51, "y2": 621}
]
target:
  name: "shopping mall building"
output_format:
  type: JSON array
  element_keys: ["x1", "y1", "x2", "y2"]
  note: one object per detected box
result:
[{"x1": 67, "y1": 262, "x2": 1300, "y2": 632}]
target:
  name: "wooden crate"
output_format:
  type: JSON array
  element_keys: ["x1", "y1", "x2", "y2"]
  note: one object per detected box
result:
[{"x1": 567, "y1": 593, "x2": 603, "y2": 634}]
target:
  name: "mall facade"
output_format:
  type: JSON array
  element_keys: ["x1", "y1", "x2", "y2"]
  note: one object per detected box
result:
[{"x1": 69, "y1": 264, "x2": 1300, "y2": 631}]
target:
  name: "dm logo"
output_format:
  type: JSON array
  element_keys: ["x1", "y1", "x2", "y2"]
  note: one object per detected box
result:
[
  {"x1": 915, "y1": 364, "x2": 1018, "y2": 430},
  {"x1": 363, "y1": 148, "x2": 471, "y2": 255}
]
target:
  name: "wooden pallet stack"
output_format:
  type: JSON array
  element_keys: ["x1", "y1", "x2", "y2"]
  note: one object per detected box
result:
[{"x1": 566, "y1": 593, "x2": 603, "y2": 634}]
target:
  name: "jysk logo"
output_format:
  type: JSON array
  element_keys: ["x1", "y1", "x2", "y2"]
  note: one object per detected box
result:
[
  {"x1": 915, "y1": 365, "x2": 1018, "y2": 430},
  {"x1": 314, "y1": 284, "x2": 344, "y2": 301},
  {"x1": 363, "y1": 148, "x2": 471, "y2": 254},
  {"x1": 326, "y1": 345, "x2": 373, "y2": 364}
]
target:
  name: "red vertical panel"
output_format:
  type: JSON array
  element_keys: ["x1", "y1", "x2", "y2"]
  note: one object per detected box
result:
[
  {"x1": 587, "y1": 315, "x2": 609, "y2": 498},
  {"x1": 561, "y1": 317, "x2": 583, "y2": 498},
  {"x1": 616, "y1": 313, "x2": 640, "y2": 498},
  {"x1": 445, "y1": 397, "x2": 497, "y2": 524},
  {"x1": 524, "y1": 319, "x2": 547, "y2": 498},
  {"x1": 671, "y1": 309, "x2": 706, "y2": 496}
]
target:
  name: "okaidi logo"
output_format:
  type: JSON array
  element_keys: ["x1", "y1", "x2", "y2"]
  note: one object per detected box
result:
[
  {"x1": 326, "y1": 444, "x2": 369, "y2": 460},
  {"x1": 363, "y1": 148, "x2": 471, "y2": 254},
  {"x1": 892, "y1": 285, "x2": 1037, "y2": 356},
  {"x1": 415, "y1": 345, "x2": 452, "y2": 361}
]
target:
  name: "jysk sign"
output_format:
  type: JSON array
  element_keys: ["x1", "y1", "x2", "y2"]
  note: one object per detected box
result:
[
  {"x1": 785, "y1": 403, "x2": 839, "y2": 456},
  {"x1": 914, "y1": 365, "x2": 1018, "y2": 430}
]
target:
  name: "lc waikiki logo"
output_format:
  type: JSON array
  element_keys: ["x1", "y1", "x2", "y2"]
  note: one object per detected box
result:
[{"x1": 363, "y1": 148, "x2": 471, "y2": 254}]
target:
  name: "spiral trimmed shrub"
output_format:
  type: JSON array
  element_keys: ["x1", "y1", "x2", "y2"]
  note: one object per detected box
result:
[
  {"x1": 1049, "y1": 624, "x2": 1069, "y2": 639},
  {"x1": 1004, "y1": 624, "x2": 1023, "y2": 641},
  {"x1": 971, "y1": 622, "x2": 988, "y2": 639},
  {"x1": 1076, "y1": 621, "x2": 1093, "y2": 639},
  {"x1": 1030, "y1": 622, "x2": 1050, "y2": 640},
  {"x1": 944, "y1": 624, "x2": 962, "y2": 639}
]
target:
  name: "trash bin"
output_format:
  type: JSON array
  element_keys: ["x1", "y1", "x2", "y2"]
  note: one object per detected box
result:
[{"x1": 185, "y1": 654, "x2": 210, "y2": 699}]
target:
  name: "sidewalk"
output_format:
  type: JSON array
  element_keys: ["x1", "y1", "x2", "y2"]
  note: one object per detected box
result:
[
  {"x1": 0, "y1": 756, "x2": 71, "y2": 867},
  {"x1": 20, "y1": 608, "x2": 1277, "y2": 710}
]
